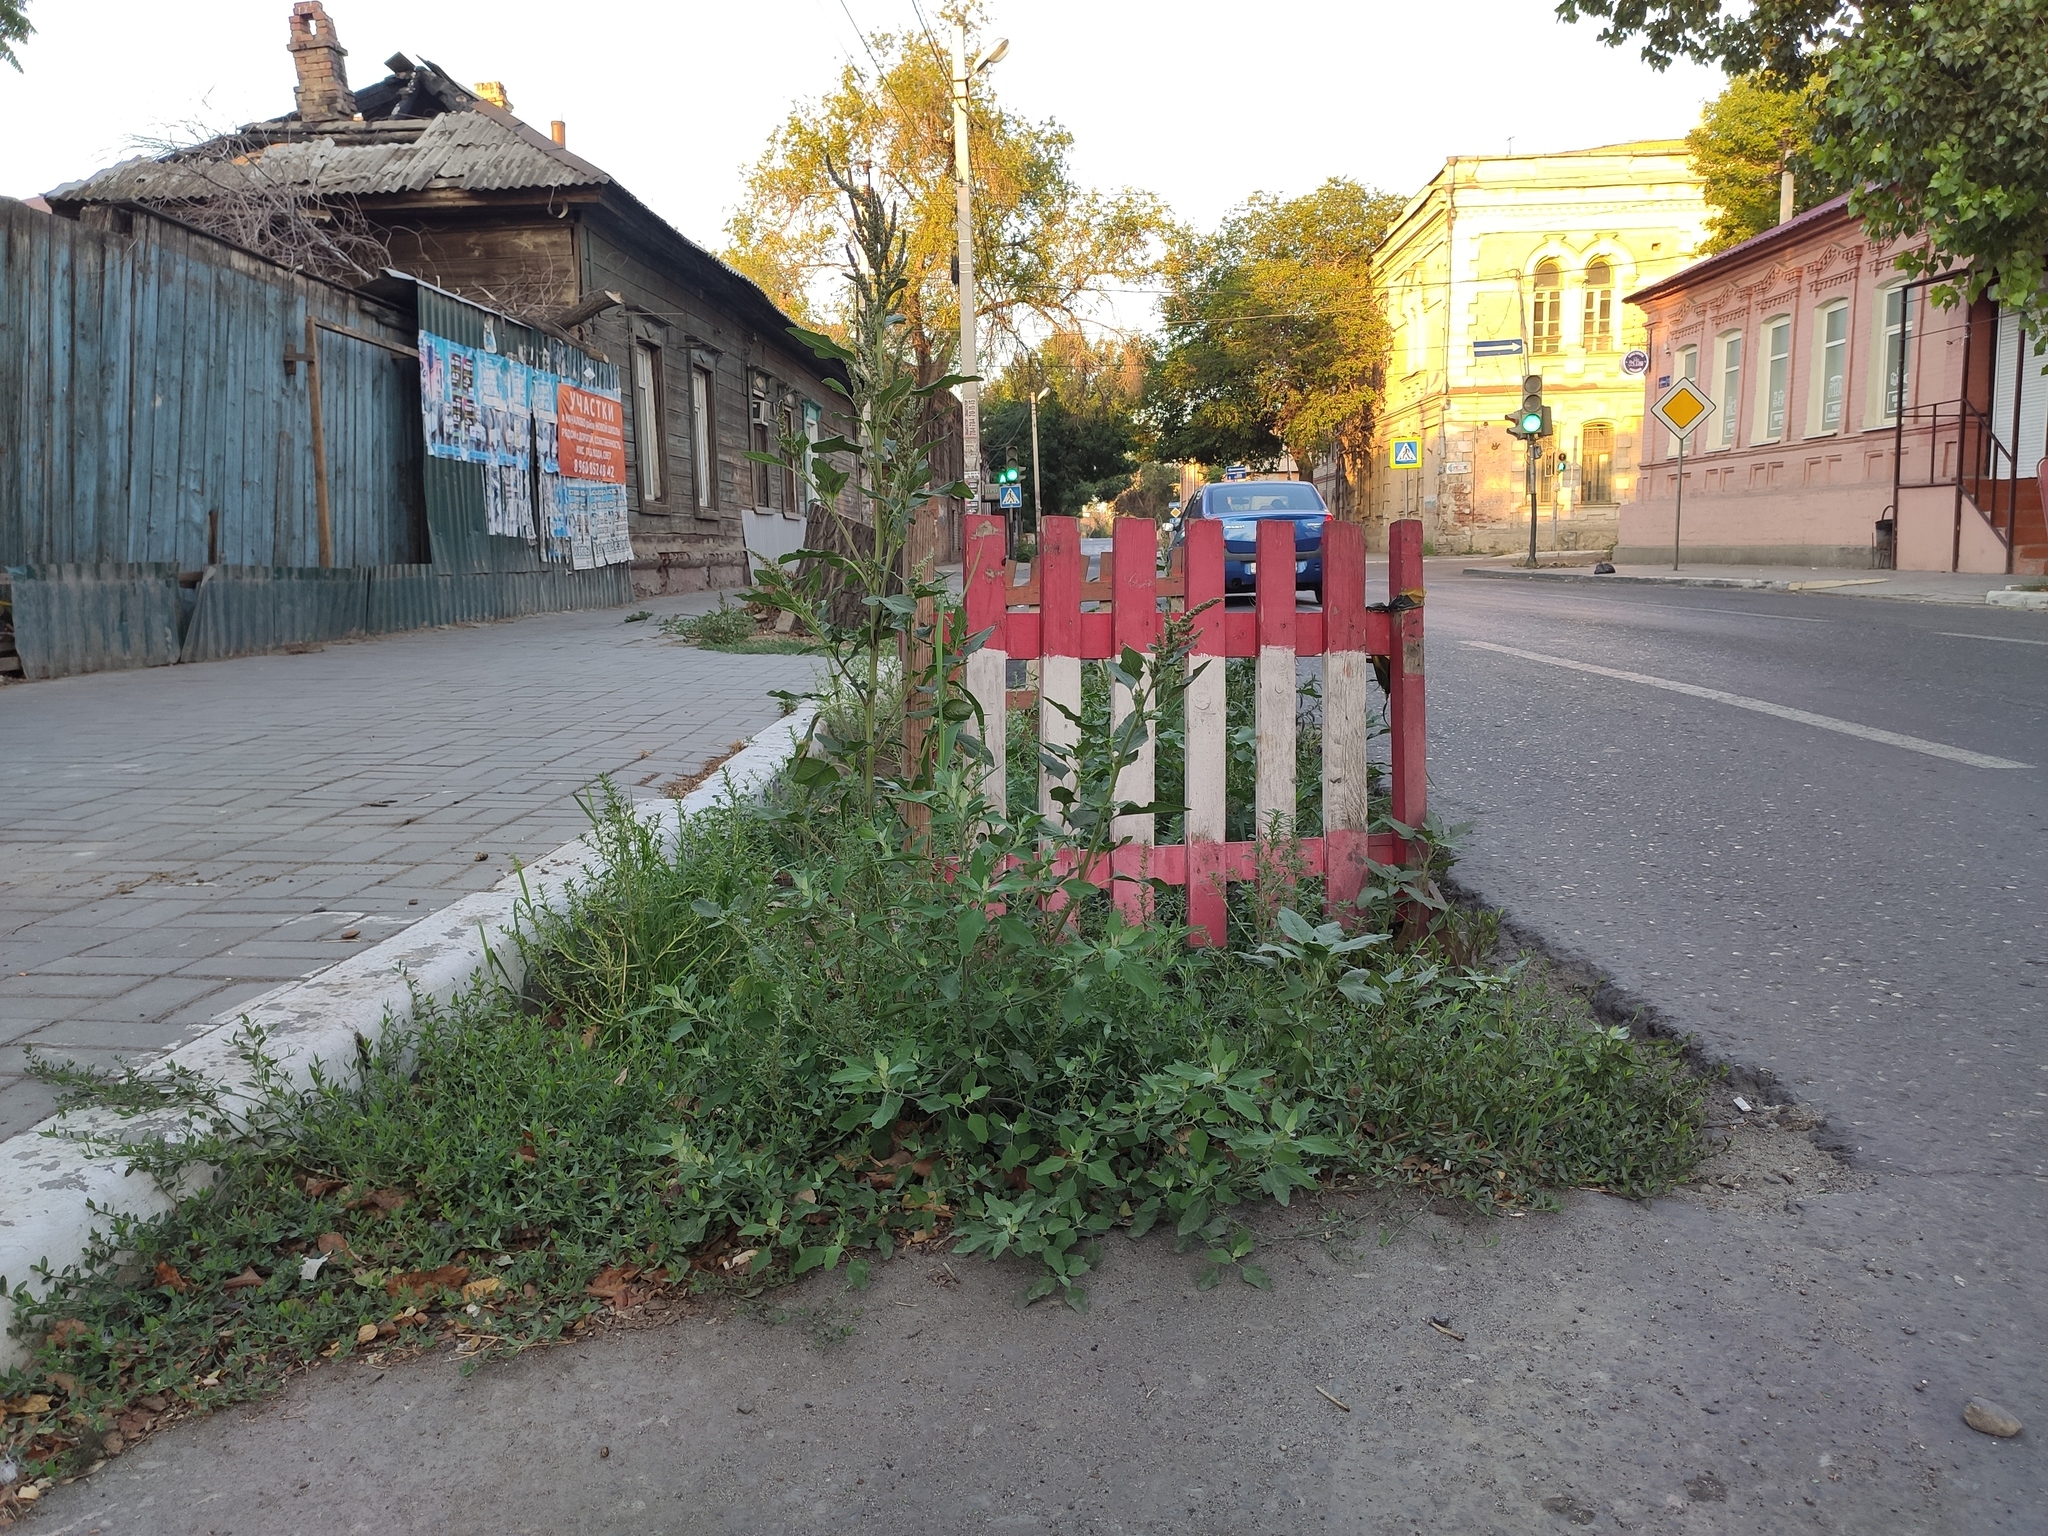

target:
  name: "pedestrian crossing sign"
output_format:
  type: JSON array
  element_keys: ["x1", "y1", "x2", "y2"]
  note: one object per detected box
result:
[
  {"x1": 998, "y1": 483, "x2": 1024, "y2": 509},
  {"x1": 1651, "y1": 377, "x2": 1715, "y2": 439},
  {"x1": 1390, "y1": 436, "x2": 1421, "y2": 469}
]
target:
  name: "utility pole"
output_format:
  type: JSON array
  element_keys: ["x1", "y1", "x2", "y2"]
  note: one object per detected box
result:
[
  {"x1": 1029, "y1": 382, "x2": 1048, "y2": 527},
  {"x1": 950, "y1": 26, "x2": 1007, "y2": 507}
]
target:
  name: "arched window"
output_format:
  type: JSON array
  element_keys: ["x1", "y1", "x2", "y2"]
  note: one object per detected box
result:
[
  {"x1": 1582, "y1": 259, "x2": 1614, "y2": 352},
  {"x1": 1531, "y1": 259, "x2": 1562, "y2": 355}
]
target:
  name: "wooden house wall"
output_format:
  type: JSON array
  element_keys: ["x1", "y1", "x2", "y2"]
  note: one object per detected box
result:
[
  {"x1": 0, "y1": 198, "x2": 422, "y2": 570},
  {"x1": 379, "y1": 217, "x2": 581, "y2": 321},
  {"x1": 575, "y1": 213, "x2": 857, "y2": 567}
]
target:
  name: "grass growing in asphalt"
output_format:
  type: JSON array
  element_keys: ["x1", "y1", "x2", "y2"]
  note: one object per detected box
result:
[
  {"x1": 1, "y1": 788, "x2": 1703, "y2": 1489},
  {"x1": 656, "y1": 603, "x2": 821, "y2": 654}
]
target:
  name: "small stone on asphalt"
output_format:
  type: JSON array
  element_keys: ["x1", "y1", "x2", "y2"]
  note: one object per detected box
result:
[{"x1": 1962, "y1": 1398, "x2": 2021, "y2": 1438}]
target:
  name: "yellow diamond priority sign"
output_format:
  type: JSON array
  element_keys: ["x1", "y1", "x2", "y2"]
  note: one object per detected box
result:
[{"x1": 1651, "y1": 377, "x2": 1715, "y2": 440}]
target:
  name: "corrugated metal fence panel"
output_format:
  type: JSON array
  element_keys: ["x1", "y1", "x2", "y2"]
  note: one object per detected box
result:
[
  {"x1": 179, "y1": 566, "x2": 370, "y2": 664},
  {"x1": 5, "y1": 563, "x2": 182, "y2": 680},
  {"x1": 0, "y1": 198, "x2": 420, "y2": 572},
  {"x1": 414, "y1": 286, "x2": 618, "y2": 575},
  {"x1": 364, "y1": 562, "x2": 632, "y2": 633}
]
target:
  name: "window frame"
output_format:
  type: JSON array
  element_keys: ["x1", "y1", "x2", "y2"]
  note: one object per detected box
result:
[
  {"x1": 749, "y1": 372, "x2": 775, "y2": 509},
  {"x1": 1809, "y1": 299, "x2": 1850, "y2": 436},
  {"x1": 1755, "y1": 315, "x2": 1792, "y2": 443},
  {"x1": 1530, "y1": 259, "x2": 1563, "y2": 357},
  {"x1": 690, "y1": 364, "x2": 717, "y2": 516},
  {"x1": 630, "y1": 340, "x2": 667, "y2": 507},
  {"x1": 1713, "y1": 330, "x2": 1743, "y2": 450},
  {"x1": 1872, "y1": 283, "x2": 1910, "y2": 426},
  {"x1": 1581, "y1": 259, "x2": 1615, "y2": 353}
]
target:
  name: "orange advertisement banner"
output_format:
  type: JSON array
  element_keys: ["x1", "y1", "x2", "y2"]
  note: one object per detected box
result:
[{"x1": 557, "y1": 382, "x2": 627, "y2": 484}]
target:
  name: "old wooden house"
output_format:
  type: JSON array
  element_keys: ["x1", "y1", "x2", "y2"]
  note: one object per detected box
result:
[{"x1": 46, "y1": 1, "x2": 860, "y2": 594}]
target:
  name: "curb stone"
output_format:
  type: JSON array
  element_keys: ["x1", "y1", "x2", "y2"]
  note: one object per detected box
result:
[
  {"x1": 1986, "y1": 588, "x2": 2048, "y2": 610},
  {"x1": 1462, "y1": 567, "x2": 1775, "y2": 591},
  {"x1": 0, "y1": 708, "x2": 812, "y2": 1373}
]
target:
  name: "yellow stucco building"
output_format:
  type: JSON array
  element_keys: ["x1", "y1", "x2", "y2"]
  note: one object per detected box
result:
[{"x1": 1362, "y1": 143, "x2": 1711, "y2": 552}]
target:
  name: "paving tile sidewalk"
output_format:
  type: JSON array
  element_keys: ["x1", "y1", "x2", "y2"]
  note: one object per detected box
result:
[
  {"x1": 1460, "y1": 557, "x2": 2048, "y2": 606},
  {"x1": 0, "y1": 594, "x2": 815, "y2": 1138}
]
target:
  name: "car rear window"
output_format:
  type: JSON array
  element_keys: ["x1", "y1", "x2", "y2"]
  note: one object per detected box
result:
[{"x1": 1204, "y1": 483, "x2": 1325, "y2": 515}]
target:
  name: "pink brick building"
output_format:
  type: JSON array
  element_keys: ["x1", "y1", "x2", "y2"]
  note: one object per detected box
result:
[{"x1": 1623, "y1": 195, "x2": 2045, "y2": 574}]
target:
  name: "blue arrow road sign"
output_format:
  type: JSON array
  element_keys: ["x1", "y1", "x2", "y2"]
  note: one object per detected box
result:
[
  {"x1": 1473, "y1": 338, "x2": 1525, "y2": 357},
  {"x1": 998, "y1": 483, "x2": 1024, "y2": 509}
]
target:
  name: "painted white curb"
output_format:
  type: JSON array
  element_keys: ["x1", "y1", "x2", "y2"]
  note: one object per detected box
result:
[
  {"x1": 0, "y1": 708, "x2": 812, "y2": 1372},
  {"x1": 1987, "y1": 588, "x2": 2048, "y2": 610}
]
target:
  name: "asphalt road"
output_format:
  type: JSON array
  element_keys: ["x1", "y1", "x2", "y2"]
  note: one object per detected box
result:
[{"x1": 28, "y1": 570, "x2": 2045, "y2": 1534}]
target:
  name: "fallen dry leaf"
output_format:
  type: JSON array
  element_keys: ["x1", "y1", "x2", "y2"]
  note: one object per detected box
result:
[
  {"x1": 153, "y1": 1261, "x2": 191, "y2": 1293},
  {"x1": 355, "y1": 1323, "x2": 379, "y2": 1344},
  {"x1": 348, "y1": 1187, "x2": 410, "y2": 1215},
  {"x1": 315, "y1": 1231, "x2": 350, "y2": 1255},
  {"x1": 301, "y1": 1175, "x2": 348, "y2": 1198},
  {"x1": 45, "y1": 1320, "x2": 89, "y2": 1347},
  {"x1": 585, "y1": 1265, "x2": 643, "y2": 1307},
  {"x1": 612, "y1": 1066, "x2": 629, "y2": 1087},
  {"x1": 3, "y1": 1394, "x2": 52, "y2": 1417},
  {"x1": 460, "y1": 1277, "x2": 503, "y2": 1304},
  {"x1": 221, "y1": 1267, "x2": 265, "y2": 1292},
  {"x1": 580, "y1": 1025, "x2": 600, "y2": 1049},
  {"x1": 720, "y1": 1250, "x2": 759, "y2": 1274},
  {"x1": 384, "y1": 1264, "x2": 469, "y2": 1298}
]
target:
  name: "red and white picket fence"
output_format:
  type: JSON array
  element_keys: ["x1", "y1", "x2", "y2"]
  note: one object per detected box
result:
[{"x1": 961, "y1": 512, "x2": 1426, "y2": 946}]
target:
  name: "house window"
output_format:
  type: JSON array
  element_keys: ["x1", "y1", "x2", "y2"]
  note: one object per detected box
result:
[
  {"x1": 1676, "y1": 343, "x2": 1698, "y2": 382},
  {"x1": 631, "y1": 341, "x2": 665, "y2": 504},
  {"x1": 1715, "y1": 331, "x2": 1742, "y2": 449},
  {"x1": 1580, "y1": 422, "x2": 1614, "y2": 503},
  {"x1": 1531, "y1": 260, "x2": 1562, "y2": 355},
  {"x1": 792, "y1": 400, "x2": 821, "y2": 521},
  {"x1": 1813, "y1": 301, "x2": 1849, "y2": 433},
  {"x1": 1758, "y1": 316, "x2": 1791, "y2": 441},
  {"x1": 1582, "y1": 260, "x2": 1614, "y2": 352},
  {"x1": 750, "y1": 374, "x2": 774, "y2": 508},
  {"x1": 1878, "y1": 285, "x2": 1909, "y2": 423},
  {"x1": 690, "y1": 366, "x2": 715, "y2": 513}
]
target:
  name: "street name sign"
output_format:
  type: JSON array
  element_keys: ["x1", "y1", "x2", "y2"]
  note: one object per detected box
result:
[
  {"x1": 998, "y1": 483, "x2": 1024, "y2": 509},
  {"x1": 1651, "y1": 377, "x2": 1715, "y2": 440},
  {"x1": 1473, "y1": 338, "x2": 1525, "y2": 358},
  {"x1": 1389, "y1": 437, "x2": 1422, "y2": 469}
]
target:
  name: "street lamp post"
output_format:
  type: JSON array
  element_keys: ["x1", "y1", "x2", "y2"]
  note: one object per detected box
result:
[
  {"x1": 1029, "y1": 383, "x2": 1048, "y2": 528},
  {"x1": 951, "y1": 27, "x2": 1007, "y2": 508}
]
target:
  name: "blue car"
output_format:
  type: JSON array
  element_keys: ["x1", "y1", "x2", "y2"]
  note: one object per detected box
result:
[{"x1": 1170, "y1": 480, "x2": 1331, "y2": 603}]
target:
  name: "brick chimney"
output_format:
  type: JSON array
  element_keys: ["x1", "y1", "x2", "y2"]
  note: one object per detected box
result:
[{"x1": 288, "y1": 2, "x2": 357, "y2": 122}]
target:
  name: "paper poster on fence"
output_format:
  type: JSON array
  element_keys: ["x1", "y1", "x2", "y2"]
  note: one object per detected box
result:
[
  {"x1": 478, "y1": 353, "x2": 531, "y2": 471},
  {"x1": 531, "y1": 371, "x2": 560, "y2": 475},
  {"x1": 418, "y1": 332, "x2": 483, "y2": 462},
  {"x1": 557, "y1": 383, "x2": 627, "y2": 484}
]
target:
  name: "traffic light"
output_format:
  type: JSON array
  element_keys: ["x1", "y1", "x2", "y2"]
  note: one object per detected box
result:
[
  {"x1": 995, "y1": 451, "x2": 1022, "y2": 486},
  {"x1": 1510, "y1": 374, "x2": 1549, "y2": 440}
]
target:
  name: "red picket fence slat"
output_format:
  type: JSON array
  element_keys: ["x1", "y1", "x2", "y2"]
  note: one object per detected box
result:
[{"x1": 962, "y1": 513, "x2": 1427, "y2": 946}]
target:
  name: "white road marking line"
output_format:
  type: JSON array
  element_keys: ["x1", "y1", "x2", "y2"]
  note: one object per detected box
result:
[
  {"x1": 1681, "y1": 606, "x2": 1831, "y2": 623},
  {"x1": 1463, "y1": 640, "x2": 2031, "y2": 770},
  {"x1": 1935, "y1": 631, "x2": 2048, "y2": 647}
]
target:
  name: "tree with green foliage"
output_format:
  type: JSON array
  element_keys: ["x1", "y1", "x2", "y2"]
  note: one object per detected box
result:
[
  {"x1": 981, "y1": 333, "x2": 1146, "y2": 522},
  {"x1": 1685, "y1": 73, "x2": 1840, "y2": 252},
  {"x1": 1557, "y1": 0, "x2": 2048, "y2": 335},
  {"x1": 1, "y1": 0, "x2": 32, "y2": 71},
  {"x1": 1147, "y1": 178, "x2": 1404, "y2": 492},
  {"x1": 723, "y1": 5, "x2": 1164, "y2": 384}
]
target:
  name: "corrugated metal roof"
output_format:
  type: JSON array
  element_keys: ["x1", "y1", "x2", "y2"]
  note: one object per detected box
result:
[{"x1": 47, "y1": 109, "x2": 607, "y2": 205}]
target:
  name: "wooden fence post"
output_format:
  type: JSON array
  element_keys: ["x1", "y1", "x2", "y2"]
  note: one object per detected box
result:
[
  {"x1": 962, "y1": 513, "x2": 1007, "y2": 819},
  {"x1": 1322, "y1": 518, "x2": 1371, "y2": 915},
  {"x1": 1183, "y1": 517, "x2": 1227, "y2": 945},
  {"x1": 1037, "y1": 516, "x2": 1083, "y2": 829},
  {"x1": 1110, "y1": 516, "x2": 1158, "y2": 922},
  {"x1": 1388, "y1": 518, "x2": 1427, "y2": 854},
  {"x1": 1254, "y1": 517, "x2": 1297, "y2": 842}
]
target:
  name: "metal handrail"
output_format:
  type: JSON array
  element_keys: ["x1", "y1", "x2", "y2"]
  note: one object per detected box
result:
[{"x1": 1892, "y1": 399, "x2": 2019, "y2": 572}]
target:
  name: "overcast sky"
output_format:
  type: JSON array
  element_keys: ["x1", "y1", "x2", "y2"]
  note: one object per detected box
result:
[{"x1": 4, "y1": 0, "x2": 1725, "y2": 242}]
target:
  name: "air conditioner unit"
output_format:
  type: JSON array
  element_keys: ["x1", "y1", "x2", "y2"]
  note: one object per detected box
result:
[{"x1": 750, "y1": 396, "x2": 778, "y2": 429}]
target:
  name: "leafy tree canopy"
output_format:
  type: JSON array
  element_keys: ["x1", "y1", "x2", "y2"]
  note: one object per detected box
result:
[
  {"x1": 1686, "y1": 73, "x2": 1840, "y2": 253},
  {"x1": 2, "y1": 0, "x2": 32, "y2": 71},
  {"x1": 1147, "y1": 178, "x2": 1403, "y2": 476},
  {"x1": 1559, "y1": 1, "x2": 2048, "y2": 334},
  {"x1": 981, "y1": 332, "x2": 1145, "y2": 520},
  {"x1": 722, "y1": 3, "x2": 1165, "y2": 381}
]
